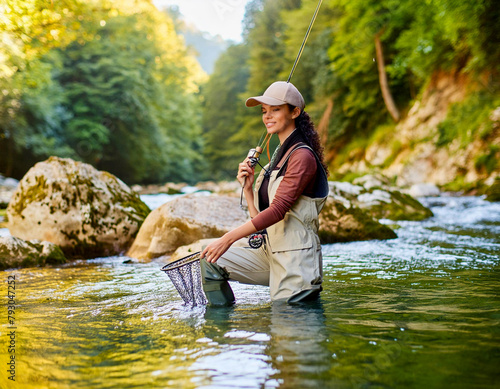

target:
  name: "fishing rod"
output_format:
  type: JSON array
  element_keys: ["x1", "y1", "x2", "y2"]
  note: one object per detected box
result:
[
  {"x1": 288, "y1": 0, "x2": 324, "y2": 83},
  {"x1": 240, "y1": 0, "x2": 324, "y2": 210}
]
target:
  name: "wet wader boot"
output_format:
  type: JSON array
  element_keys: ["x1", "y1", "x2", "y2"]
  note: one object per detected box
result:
[
  {"x1": 200, "y1": 259, "x2": 235, "y2": 307},
  {"x1": 287, "y1": 285, "x2": 322, "y2": 304}
]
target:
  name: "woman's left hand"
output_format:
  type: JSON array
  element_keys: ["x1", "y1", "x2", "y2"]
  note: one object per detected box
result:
[{"x1": 201, "y1": 235, "x2": 232, "y2": 263}]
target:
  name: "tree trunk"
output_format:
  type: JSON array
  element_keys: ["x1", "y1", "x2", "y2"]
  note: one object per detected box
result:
[
  {"x1": 375, "y1": 31, "x2": 400, "y2": 122},
  {"x1": 317, "y1": 99, "x2": 333, "y2": 145}
]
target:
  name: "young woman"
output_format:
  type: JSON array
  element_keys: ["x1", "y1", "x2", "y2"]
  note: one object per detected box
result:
[{"x1": 201, "y1": 81, "x2": 329, "y2": 305}]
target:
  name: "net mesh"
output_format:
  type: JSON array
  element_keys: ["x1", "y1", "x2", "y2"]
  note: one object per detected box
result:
[{"x1": 160, "y1": 252, "x2": 207, "y2": 306}]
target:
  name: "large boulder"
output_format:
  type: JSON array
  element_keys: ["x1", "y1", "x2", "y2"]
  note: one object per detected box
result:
[
  {"x1": 0, "y1": 236, "x2": 66, "y2": 270},
  {"x1": 330, "y1": 175, "x2": 434, "y2": 221},
  {"x1": 7, "y1": 157, "x2": 150, "y2": 258},
  {"x1": 319, "y1": 197, "x2": 397, "y2": 243},
  {"x1": 168, "y1": 239, "x2": 217, "y2": 263},
  {"x1": 168, "y1": 238, "x2": 250, "y2": 263},
  {"x1": 127, "y1": 195, "x2": 249, "y2": 260}
]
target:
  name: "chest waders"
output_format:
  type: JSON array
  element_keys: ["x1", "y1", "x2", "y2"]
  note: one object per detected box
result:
[{"x1": 256, "y1": 144, "x2": 328, "y2": 304}]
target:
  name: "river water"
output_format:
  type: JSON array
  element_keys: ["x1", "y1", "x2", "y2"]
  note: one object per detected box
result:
[{"x1": 0, "y1": 195, "x2": 499, "y2": 388}]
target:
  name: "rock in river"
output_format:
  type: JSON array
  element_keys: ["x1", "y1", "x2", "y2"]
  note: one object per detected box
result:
[
  {"x1": 127, "y1": 195, "x2": 249, "y2": 260},
  {"x1": 408, "y1": 183, "x2": 441, "y2": 198},
  {"x1": 319, "y1": 197, "x2": 397, "y2": 243},
  {"x1": 0, "y1": 236, "x2": 66, "y2": 270},
  {"x1": 7, "y1": 157, "x2": 150, "y2": 258},
  {"x1": 330, "y1": 175, "x2": 434, "y2": 221},
  {"x1": 485, "y1": 178, "x2": 500, "y2": 202}
]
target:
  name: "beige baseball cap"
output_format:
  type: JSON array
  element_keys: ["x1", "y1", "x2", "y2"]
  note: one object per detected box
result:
[{"x1": 246, "y1": 81, "x2": 305, "y2": 111}]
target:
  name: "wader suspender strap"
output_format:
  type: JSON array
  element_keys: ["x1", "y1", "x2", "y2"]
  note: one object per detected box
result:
[
  {"x1": 276, "y1": 143, "x2": 329, "y2": 199},
  {"x1": 276, "y1": 143, "x2": 315, "y2": 176}
]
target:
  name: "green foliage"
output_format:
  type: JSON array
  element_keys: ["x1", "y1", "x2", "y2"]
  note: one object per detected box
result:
[
  {"x1": 441, "y1": 175, "x2": 486, "y2": 193},
  {"x1": 437, "y1": 92, "x2": 500, "y2": 147},
  {"x1": 474, "y1": 145, "x2": 499, "y2": 175},
  {"x1": 202, "y1": 44, "x2": 251, "y2": 179},
  {"x1": 246, "y1": 0, "x2": 301, "y2": 93},
  {"x1": 0, "y1": 0, "x2": 90, "y2": 175},
  {"x1": 55, "y1": 12, "x2": 202, "y2": 183},
  {"x1": 7, "y1": 0, "x2": 496, "y2": 184},
  {"x1": 202, "y1": 0, "x2": 499, "y2": 180},
  {"x1": 391, "y1": 0, "x2": 500, "y2": 81},
  {"x1": 0, "y1": 0, "x2": 205, "y2": 184},
  {"x1": 201, "y1": 0, "x2": 306, "y2": 180}
]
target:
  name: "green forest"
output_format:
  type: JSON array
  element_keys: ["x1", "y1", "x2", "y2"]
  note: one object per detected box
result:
[
  {"x1": 1, "y1": 0, "x2": 499, "y2": 186},
  {"x1": 1, "y1": 0, "x2": 206, "y2": 183}
]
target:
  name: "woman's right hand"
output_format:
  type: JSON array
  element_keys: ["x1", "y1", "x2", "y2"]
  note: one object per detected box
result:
[{"x1": 237, "y1": 158, "x2": 255, "y2": 190}]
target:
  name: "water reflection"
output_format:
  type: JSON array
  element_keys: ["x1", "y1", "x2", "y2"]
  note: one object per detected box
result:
[
  {"x1": 188, "y1": 305, "x2": 275, "y2": 388},
  {"x1": 187, "y1": 301, "x2": 331, "y2": 389},
  {"x1": 266, "y1": 301, "x2": 331, "y2": 388}
]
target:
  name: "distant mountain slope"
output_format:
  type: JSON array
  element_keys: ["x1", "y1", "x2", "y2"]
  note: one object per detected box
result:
[
  {"x1": 164, "y1": 6, "x2": 229, "y2": 74},
  {"x1": 181, "y1": 26, "x2": 229, "y2": 74}
]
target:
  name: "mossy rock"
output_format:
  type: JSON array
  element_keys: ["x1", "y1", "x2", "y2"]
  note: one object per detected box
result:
[
  {"x1": 329, "y1": 177, "x2": 434, "y2": 221},
  {"x1": 485, "y1": 178, "x2": 500, "y2": 202},
  {"x1": 0, "y1": 236, "x2": 67, "y2": 270},
  {"x1": 319, "y1": 198, "x2": 397, "y2": 243},
  {"x1": 165, "y1": 187, "x2": 183, "y2": 195},
  {"x1": 7, "y1": 157, "x2": 150, "y2": 259},
  {"x1": 363, "y1": 190, "x2": 434, "y2": 221}
]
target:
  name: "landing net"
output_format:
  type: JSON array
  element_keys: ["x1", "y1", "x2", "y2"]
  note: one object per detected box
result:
[{"x1": 160, "y1": 252, "x2": 207, "y2": 306}]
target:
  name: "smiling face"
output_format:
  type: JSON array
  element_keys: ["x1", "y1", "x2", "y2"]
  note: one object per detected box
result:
[{"x1": 261, "y1": 104, "x2": 301, "y2": 142}]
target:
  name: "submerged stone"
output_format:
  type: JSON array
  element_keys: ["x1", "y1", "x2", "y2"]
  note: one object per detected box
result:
[{"x1": 7, "y1": 157, "x2": 150, "y2": 258}]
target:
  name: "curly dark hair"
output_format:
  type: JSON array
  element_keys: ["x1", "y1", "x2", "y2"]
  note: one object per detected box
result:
[{"x1": 289, "y1": 105, "x2": 329, "y2": 175}]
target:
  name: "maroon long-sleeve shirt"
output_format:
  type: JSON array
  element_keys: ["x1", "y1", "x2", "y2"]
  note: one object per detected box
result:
[{"x1": 251, "y1": 148, "x2": 317, "y2": 232}]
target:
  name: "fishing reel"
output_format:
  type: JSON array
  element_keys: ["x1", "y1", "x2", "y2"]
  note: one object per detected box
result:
[
  {"x1": 248, "y1": 230, "x2": 266, "y2": 249},
  {"x1": 247, "y1": 146, "x2": 263, "y2": 168}
]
